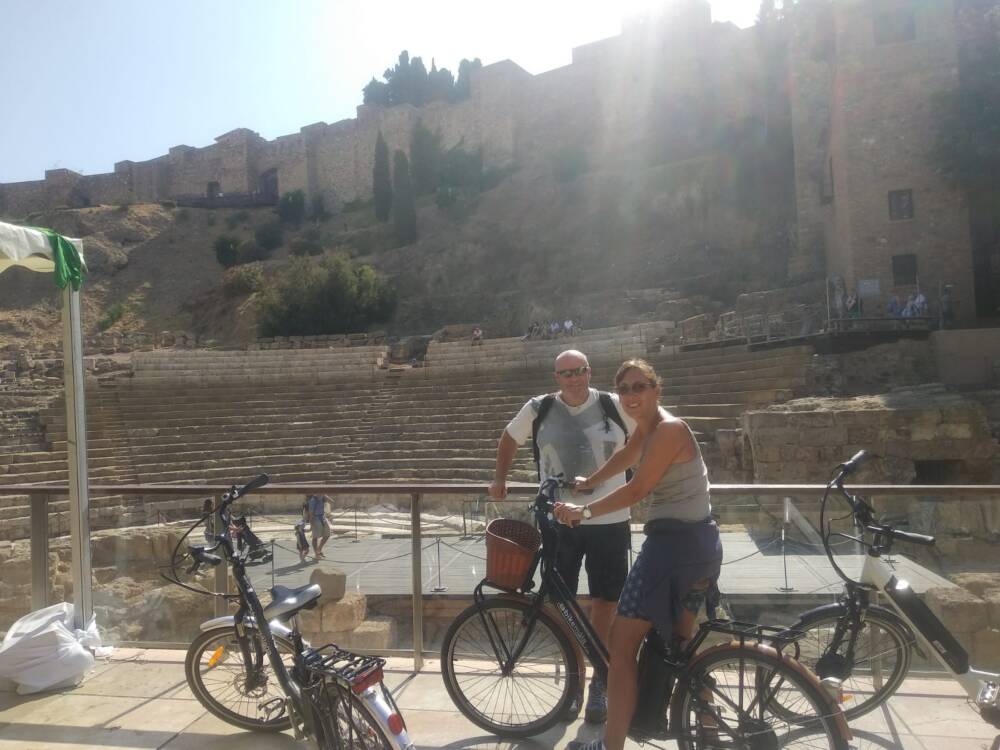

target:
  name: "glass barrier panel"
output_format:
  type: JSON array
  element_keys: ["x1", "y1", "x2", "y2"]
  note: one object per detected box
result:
[{"x1": 92, "y1": 490, "x2": 215, "y2": 646}]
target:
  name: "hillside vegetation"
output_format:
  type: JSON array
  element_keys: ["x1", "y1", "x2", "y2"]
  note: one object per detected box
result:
[{"x1": 0, "y1": 152, "x2": 794, "y2": 348}]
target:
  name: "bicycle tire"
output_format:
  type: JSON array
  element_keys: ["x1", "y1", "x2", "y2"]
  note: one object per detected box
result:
[
  {"x1": 791, "y1": 604, "x2": 913, "y2": 720},
  {"x1": 440, "y1": 598, "x2": 580, "y2": 737},
  {"x1": 185, "y1": 625, "x2": 295, "y2": 732},
  {"x1": 669, "y1": 643, "x2": 851, "y2": 750},
  {"x1": 310, "y1": 686, "x2": 394, "y2": 750}
]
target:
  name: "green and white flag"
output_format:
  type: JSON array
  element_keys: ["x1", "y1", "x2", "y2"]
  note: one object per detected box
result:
[{"x1": 0, "y1": 220, "x2": 87, "y2": 290}]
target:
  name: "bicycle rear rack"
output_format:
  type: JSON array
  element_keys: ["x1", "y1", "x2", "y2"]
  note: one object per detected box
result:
[
  {"x1": 303, "y1": 644, "x2": 386, "y2": 690},
  {"x1": 702, "y1": 619, "x2": 804, "y2": 656}
]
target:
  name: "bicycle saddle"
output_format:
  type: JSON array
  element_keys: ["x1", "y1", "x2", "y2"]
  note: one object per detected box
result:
[{"x1": 264, "y1": 583, "x2": 322, "y2": 620}]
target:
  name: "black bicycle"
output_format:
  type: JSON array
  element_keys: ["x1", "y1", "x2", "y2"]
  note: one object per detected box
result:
[
  {"x1": 439, "y1": 477, "x2": 852, "y2": 748},
  {"x1": 165, "y1": 474, "x2": 413, "y2": 749}
]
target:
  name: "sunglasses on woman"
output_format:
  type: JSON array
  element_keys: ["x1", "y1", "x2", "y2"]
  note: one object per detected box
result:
[{"x1": 615, "y1": 381, "x2": 656, "y2": 395}]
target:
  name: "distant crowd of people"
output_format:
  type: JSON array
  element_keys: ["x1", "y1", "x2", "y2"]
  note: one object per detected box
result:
[
  {"x1": 834, "y1": 284, "x2": 954, "y2": 328},
  {"x1": 523, "y1": 317, "x2": 581, "y2": 340},
  {"x1": 885, "y1": 290, "x2": 929, "y2": 319}
]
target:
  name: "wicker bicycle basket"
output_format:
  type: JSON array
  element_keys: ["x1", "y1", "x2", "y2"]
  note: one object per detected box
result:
[{"x1": 485, "y1": 518, "x2": 541, "y2": 590}]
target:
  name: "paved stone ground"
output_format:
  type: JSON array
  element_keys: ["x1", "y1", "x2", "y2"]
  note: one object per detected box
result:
[{"x1": 0, "y1": 649, "x2": 997, "y2": 749}]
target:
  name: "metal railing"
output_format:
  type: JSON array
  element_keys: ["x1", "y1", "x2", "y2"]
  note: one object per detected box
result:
[{"x1": 1, "y1": 481, "x2": 997, "y2": 672}]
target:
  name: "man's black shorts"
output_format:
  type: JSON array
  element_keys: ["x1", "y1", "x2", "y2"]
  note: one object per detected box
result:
[{"x1": 555, "y1": 520, "x2": 630, "y2": 601}]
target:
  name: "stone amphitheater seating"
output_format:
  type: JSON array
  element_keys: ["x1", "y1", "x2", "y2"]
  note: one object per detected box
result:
[
  {"x1": 0, "y1": 336, "x2": 813, "y2": 540},
  {"x1": 425, "y1": 322, "x2": 677, "y2": 369},
  {"x1": 130, "y1": 346, "x2": 389, "y2": 383}
]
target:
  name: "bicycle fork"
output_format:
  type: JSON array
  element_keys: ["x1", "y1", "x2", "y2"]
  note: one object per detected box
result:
[{"x1": 473, "y1": 591, "x2": 545, "y2": 676}]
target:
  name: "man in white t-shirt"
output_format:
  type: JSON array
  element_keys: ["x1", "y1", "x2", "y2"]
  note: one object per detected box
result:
[{"x1": 488, "y1": 349, "x2": 634, "y2": 724}]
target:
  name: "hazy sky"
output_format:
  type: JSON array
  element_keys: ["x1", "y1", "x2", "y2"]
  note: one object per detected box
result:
[{"x1": 0, "y1": 0, "x2": 761, "y2": 184}]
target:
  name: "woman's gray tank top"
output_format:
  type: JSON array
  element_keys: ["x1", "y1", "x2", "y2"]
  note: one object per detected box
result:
[{"x1": 645, "y1": 421, "x2": 712, "y2": 523}]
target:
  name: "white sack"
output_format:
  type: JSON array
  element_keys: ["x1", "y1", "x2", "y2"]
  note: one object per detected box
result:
[{"x1": 0, "y1": 603, "x2": 98, "y2": 694}]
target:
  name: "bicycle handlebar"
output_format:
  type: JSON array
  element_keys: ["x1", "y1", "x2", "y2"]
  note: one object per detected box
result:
[
  {"x1": 823, "y1": 451, "x2": 936, "y2": 587},
  {"x1": 866, "y1": 524, "x2": 936, "y2": 547}
]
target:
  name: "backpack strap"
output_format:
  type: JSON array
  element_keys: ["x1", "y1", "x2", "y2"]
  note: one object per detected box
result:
[
  {"x1": 597, "y1": 391, "x2": 634, "y2": 482},
  {"x1": 530, "y1": 394, "x2": 557, "y2": 480}
]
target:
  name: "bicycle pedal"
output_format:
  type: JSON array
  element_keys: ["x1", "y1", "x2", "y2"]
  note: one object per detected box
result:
[
  {"x1": 977, "y1": 682, "x2": 1000, "y2": 728},
  {"x1": 259, "y1": 696, "x2": 286, "y2": 721}
]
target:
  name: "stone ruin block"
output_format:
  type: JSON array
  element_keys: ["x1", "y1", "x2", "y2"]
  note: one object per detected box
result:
[
  {"x1": 326, "y1": 617, "x2": 396, "y2": 651},
  {"x1": 925, "y1": 585, "x2": 988, "y2": 634},
  {"x1": 319, "y1": 592, "x2": 366, "y2": 632},
  {"x1": 309, "y1": 567, "x2": 347, "y2": 601}
]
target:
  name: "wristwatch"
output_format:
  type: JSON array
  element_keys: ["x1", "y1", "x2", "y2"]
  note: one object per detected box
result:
[{"x1": 581, "y1": 505, "x2": 593, "y2": 520}]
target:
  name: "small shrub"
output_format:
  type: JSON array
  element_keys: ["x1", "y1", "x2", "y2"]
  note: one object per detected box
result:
[
  {"x1": 254, "y1": 221, "x2": 283, "y2": 251},
  {"x1": 290, "y1": 237, "x2": 323, "y2": 256},
  {"x1": 213, "y1": 234, "x2": 241, "y2": 268},
  {"x1": 115, "y1": 200, "x2": 132, "y2": 213},
  {"x1": 98, "y1": 302, "x2": 126, "y2": 331},
  {"x1": 222, "y1": 263, "x2": 264, "y2": 296},
  {"x1": 435, "y1": 186, "x2": 478, "y2": 222},
  {"x1": 226, "y1": 210, "x2": 249, "y2": 230},
  {"x1": 277, "y1": 190, "x2": 307, "y2": 225},
  {"x1": 239, "y1": 239, "x2": 271, "y2": 263},
  {"x1": 311, "y1": 194, "x2": 331, "y2": 222},
  {"x1": 175, "y1": 208, "x2": 191, "y2": 222},
  {"x1": 159, "y1": 199, "x2": 177, "y2": 209},
  {"x1": 342, "y1": 197, "x2": 372, "y2": 213}
]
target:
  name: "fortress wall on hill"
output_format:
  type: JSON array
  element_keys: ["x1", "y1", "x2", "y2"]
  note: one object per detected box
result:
[{"x1": 0, "y1": 10, "x2": 768, "y2": 218}]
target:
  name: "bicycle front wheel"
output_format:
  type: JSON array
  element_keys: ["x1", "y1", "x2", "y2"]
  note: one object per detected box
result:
[
  {"x1": 440, "y1": 598, "x2": 579, "y2": 737},
  {"x1": 185, "y1": 625, "x2": 295, "y2": 731},
  {"x1": 670, "y1": 644, "x2": 851, "y2": 750},
  {"x1": 792, "y1": 605, "x2": 913, "y2": 720}
]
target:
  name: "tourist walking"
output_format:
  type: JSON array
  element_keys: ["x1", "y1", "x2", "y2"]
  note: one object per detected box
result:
[
  {"x1": 488, "y1": 349, "x2": 635, "y2": 723},
  {"x1": 306, "y1": 494, "x2": 332, "y2": 559},
  {"x1": 555, "y1": 359, "x2": 723, "y2": 750}
]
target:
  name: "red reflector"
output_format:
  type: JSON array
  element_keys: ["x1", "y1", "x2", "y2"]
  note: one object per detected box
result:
[
  {"x1": 351, "y1": 666, "x2": 384, "y2": 694},
  {"x1": 387, "y1": 712, "x2": 405, "y2": 735}
]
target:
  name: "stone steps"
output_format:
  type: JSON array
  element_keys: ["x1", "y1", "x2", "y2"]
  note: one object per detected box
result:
[{"x1": 0, "y1": 341, "x2": 814, "y2": 507}]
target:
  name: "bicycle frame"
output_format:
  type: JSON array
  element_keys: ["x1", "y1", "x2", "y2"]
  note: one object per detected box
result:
[
  {"x1": 856, "y1": 549, "x2": 1000, "y2": 700},
  {"x1": 822, "y1": 451, "x2": 1000, "y2": 716}
]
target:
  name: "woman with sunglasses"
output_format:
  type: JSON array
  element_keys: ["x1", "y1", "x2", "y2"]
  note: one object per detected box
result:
[{"x1": 554, "y1": 358, "x2": 722, "y2": 750}]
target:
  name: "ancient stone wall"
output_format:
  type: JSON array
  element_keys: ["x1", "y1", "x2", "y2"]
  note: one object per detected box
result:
[
  {"x1": 743, "y1": 387, "x2": 1000, "y2": 569},
  {"x1": 790, "y1": 0, "x2": 977, "y2": 322},
  {"x1": 805, "y1": 339, "x2": 937, "y2": 396}
]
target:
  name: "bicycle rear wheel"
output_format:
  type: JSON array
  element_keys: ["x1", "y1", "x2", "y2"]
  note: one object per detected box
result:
[
  {"x1": 185, "y1": 625, "x2": 295, "y2": 731},
  {"x1": 670, "y1": 644, "x2": 851, "y2": 750},
  {"x1": 791, "y1": 605, "x2": 912, "y2": 720},
  {"x1": 440, "y1": 598, "x2": 579, "y2": 737},
  {"x1": 309, "y1": 683, "x2": 393, "y2": 750}
]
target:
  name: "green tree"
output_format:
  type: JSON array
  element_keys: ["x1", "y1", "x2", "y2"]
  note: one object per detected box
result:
[
  {"x1": 451, "y1": 58, "x2": 482, "y2": 102},
  {"x1": 213, "y1": 234, "x2": 241, "y2": 268},
  {"x1": 411, "y1": 120, "x2": 443, "y2": 195},
  {"x1": 427, "y1": 59, "x2": 455, "y2": 102},
  {"x1": 363, "y1": 77, "x2": 391, "y2": 106},
  {"x1": 277, "y1": 190, "x2": 307, "y2": 225},
  {"x1": 392, "y1": 150, "x2": 418, "y2": 245},
  {"x1": 362, "y1": 50, "x2": 471, "y2": 107},
  {"x1": 257, "y1": 254, "x2": 396, "y2": 336},
  {"x1": 441, "y1": 142, "x2": 483, "y2": 188},
  {"x1": 310, "y1": 194, "x2": 331, "y2": 221},
  {"x1": 373, "y1": 131, "x2": 393, "y2": 222}
]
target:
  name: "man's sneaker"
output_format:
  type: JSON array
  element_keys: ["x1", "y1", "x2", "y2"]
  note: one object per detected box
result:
[
  {"x1": 562, "y1": 684, "x2": 584, "y2": 721},
  {"x1": 585, "y1": 677, "x2": 608, "y2": 724}
]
